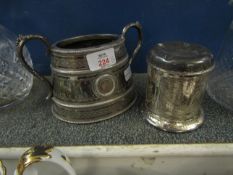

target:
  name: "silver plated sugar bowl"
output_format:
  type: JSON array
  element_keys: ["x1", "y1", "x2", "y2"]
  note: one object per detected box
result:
[
  {"x1": 16, "y1": 22, "x2": 142, "y2": 123},
  {"x1": 145, "y1": 41, "x2": 214, "y2": 132}
]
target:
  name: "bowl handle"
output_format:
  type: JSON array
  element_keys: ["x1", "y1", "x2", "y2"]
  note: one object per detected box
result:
[
  {"x1": 121, "y1": 21, "x2": 143, "y2": 65},
  {"x1": 16, "y1": 35, "x2": 53, "y2": 99}
]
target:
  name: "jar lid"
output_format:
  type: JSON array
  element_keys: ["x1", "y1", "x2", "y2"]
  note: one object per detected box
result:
[{"x1": 147, "y1": 41, "x2": 214, "y2": 73}]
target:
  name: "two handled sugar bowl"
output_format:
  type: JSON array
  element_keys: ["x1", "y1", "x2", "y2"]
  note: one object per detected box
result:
[{"x1": 16, "y1": 22, "x2": 142, "y2": 124}]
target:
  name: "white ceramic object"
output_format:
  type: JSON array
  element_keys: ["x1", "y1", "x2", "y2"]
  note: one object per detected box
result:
[{"x1": 0, "y1": 147, "x2": 76, "y2": 175}]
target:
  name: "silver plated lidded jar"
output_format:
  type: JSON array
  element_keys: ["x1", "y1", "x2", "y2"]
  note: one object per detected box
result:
[{"x1": 145, "y1": 42, "x2": 214, "y2": 132}]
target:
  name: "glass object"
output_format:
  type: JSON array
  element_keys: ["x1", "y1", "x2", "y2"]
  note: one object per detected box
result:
[
  {"x1": 0, "y1": 25, "x2": 33, "y2": 108},
  {"x1": 207, "y1": 21, "x2": 233, "y2": 111}
]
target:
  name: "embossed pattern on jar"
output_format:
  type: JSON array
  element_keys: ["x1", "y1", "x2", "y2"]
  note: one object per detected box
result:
[{"x1": 145, "y1": 42, "x2": 214, "y2": 132}]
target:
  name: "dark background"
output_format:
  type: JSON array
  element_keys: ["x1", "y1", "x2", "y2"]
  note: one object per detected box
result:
[{"x1": 1, "y1": 0, "x2": 233, "y2": 74}]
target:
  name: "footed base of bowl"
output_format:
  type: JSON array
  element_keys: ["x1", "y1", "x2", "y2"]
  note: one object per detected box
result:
[{"x1": 52, "y1": 86, "x2": 136, "y2": 124}]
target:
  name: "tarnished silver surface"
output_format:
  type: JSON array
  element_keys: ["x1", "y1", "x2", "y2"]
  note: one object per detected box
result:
[
  {"x1": 16, "y1": 22, "x2": 142, "y2": 123},
  {"x1": 51, "y1": 56, "x2": 131, "y2": 103},
  {"x1": 52, "y1": 84, "x2": 137, "y2": 123},
  {"x1": 145, "y1": 42, "x2": 214, "y2": 132}
]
